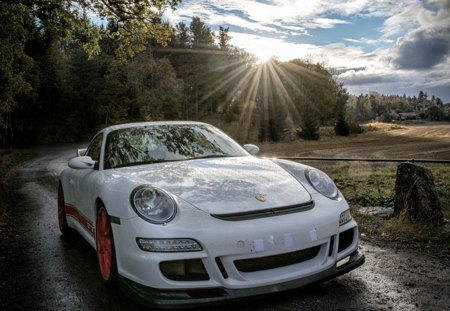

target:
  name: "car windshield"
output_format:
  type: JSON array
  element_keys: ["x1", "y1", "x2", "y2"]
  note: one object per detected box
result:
[{"x1": 104, "y1": 124, "x2": 248, "y2": 169}]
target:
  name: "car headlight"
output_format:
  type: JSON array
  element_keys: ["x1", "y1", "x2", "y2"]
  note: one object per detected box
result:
[
  {"x1": 305, "y1": 168, "x2": 338, "y2": 199},
  {"x1": 130, "y1": 186, "x2": 177, "y2": 224}
]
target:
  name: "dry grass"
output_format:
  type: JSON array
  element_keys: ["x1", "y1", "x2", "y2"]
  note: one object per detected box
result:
[
  {"x1": 382, "y1": 212, "x2": 449, "y2": 244},
  {"x1": 362, "y1": 122, "x2": 406, "y2": 132}
]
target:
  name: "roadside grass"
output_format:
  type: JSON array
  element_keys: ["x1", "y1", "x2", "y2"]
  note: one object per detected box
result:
[
  {"x1": 382, "y1": 215, "x2": 448, "y2": 244},
  {"x1": 0, "y1": 150, "x2": 35, "y2": 179},
  {"x1": 0, "y1": 150, "x2": 36, "y2": 227}
]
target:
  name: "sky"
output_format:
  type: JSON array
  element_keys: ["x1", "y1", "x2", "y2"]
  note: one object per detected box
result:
[{"x1": 165, "y1": 0, "x2": 450, "y2": 103}]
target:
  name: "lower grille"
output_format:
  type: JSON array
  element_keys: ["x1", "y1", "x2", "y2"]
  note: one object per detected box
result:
[{"x1": 234, "y1": 245, "x2": 321, "y2": 273}]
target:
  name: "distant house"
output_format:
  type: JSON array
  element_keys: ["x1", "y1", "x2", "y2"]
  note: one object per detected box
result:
[
  {"x1": 390, "y1": 112, "x2": 417, "y2": 121},
  {"x1": 399, "y1": 112, "x2": 417, "y2": 120}
]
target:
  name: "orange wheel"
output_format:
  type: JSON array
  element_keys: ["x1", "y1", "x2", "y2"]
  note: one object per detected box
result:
[
  {"x1": 96, "y1": 205, "x2": 117, "y2": 284},
  {"x1": 57, "y1": 183, "x2": 69, "y2": 234}
]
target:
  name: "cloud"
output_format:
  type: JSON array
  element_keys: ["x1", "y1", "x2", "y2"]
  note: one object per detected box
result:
[
  {"x1": 393, "y1": 29, "x2": 450, "y2": 70},
  {"x1": 166, "y1": 0, "x2": 364, "y2": 38},
  {"x1": 390, "y1": 0, "x2": 450, "y2": 70},
  {"x1": 381, "y1": 2, "x2": 423, "y2": 37},
  {"x1": 338, "y1": 57, "x2": 450, "y2": 102},
  {"x1": 305, "y1": 18, "x2": 350, "y2": 29},
  {"x1": 339, "y1": 70, "x2": 400, "y2": 86},
  {"x1": 345, "y1": 37, "x2": 394, "y2": 45},
  {"x1": 229, "y1": 32, "x2": 317, "y2": 62},
  {"x1": 319, "y1": 43, "x2": 380, "y2": 68}
]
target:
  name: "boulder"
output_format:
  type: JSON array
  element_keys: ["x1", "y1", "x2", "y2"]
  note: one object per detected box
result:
[{"x1": 394, "y1": 162, "x2": 443, "y2": 224}]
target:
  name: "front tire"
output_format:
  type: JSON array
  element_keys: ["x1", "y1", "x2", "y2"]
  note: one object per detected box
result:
[
  {"x1": 57, "y1": 183, "x2": 69, "y2": 234},
  {"x1": 96, "y1": 205, "x2": 118, "y2": 285}
]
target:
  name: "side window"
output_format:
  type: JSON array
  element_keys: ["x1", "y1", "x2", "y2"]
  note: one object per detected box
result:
[{"x1": 86, "y1": 134, "x2": 103, "y2": 168}]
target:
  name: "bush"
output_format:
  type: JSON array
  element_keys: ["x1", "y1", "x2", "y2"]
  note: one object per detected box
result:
[
  {"x1": 346, "y1": 114, "x2": 363, "y2": 134},
  {"x1": 334, "y1": 115, "x2": 349, "y2": 136},
  {"x1": 298, "y1": 107, "x2": 320, "y2": 140}
]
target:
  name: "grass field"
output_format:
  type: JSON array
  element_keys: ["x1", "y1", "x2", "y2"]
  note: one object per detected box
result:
[{"x1": 260, "y1": 122, "x2": 450, "y2": 244}]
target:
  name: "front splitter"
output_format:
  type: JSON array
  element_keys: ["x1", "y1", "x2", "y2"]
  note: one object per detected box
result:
[{"x1": 118, "y1": 250, "x2": 365, "y2": 309}]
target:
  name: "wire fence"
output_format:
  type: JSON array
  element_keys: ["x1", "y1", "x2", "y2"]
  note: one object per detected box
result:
[{"x1": 277, "y1": 157, "x2": 450, "y2": 164}]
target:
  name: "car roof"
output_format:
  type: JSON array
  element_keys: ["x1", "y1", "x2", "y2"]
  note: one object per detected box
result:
[{"x1": 99, "y1": 121, "x2": 210, "y2": 136}]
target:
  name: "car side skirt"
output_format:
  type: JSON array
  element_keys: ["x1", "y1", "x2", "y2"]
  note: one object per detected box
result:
[{"x1": 65, "y1": 203, "x2": 96, "y2": 248}]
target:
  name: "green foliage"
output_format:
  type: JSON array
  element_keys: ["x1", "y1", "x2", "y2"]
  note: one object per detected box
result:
[
  {"x1": 333, "y1": 172, "x2": 396, "y2": 207},
  {"x1": 173, "y1": 22, "x2": 190, "y2": 48},
  {"x1": 127, "y1": 53, "x2": 183, "y2": 121},
  {"x1": 218, "y1": 26, "x2": 231, "y2": 50},
  {"x1": 427, "y1": 105, "x2": 445, "y2": 121},
  {"x1": 334, "y1": 83, "x2": 350, "y2": 136},
  {"x1": 334, "y1": 116, "x2": 349, "y2": 136},
  {"x1": 431, "y1": 166, "x2": 450, "y2": 219},
  {"x1": 333, "y1": 164, "x2": 449, "y2": 222},
  {"x1": 0, "y1": 150, "x2": 36, "y2": 225},
  {"x1": 282, "y1": 59, "x2": 335, "y2": 125},
  {"x1": 189, "y1": 17, "x2": 215, "y2": 48},
  {"x1": 345, "y1": 113, "x2": 364, "y2": 134},
  {"x1": 346, "y1": 90, "x2": 447, "y2": 125},
  {"x1": 77, "y1": 0, "x2": 181, "y2": 58},
  {"x1": 0, "y1": 150, "x2": 35, "y2": 182},
  {"x1": 0, "y1": 0, "x2": 183, "y2": 146},
  {"x1": 298, "y1": 105, "x2": 320, "y2": 140},
  {"x1": 0, "y1": 2, "x2": 35, "y2": 130}
]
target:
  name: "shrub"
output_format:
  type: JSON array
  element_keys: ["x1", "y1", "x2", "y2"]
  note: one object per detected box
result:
[
  {"x1": 298, "y1": 107, "x2": 320, "y2": 140},
  {"x1": 334, "y1": 115, "x2": 349, "y2": 136}
]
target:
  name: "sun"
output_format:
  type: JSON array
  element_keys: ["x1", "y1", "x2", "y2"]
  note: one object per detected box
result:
[
  {"x1": 230, "y1": 33, "x2": 279, "y2": 64},
  {"x1": 254, "y1": 51, "x2": 275, "y2": 64}
]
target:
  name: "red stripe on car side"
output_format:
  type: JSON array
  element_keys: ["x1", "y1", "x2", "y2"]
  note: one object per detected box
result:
[{"x1": 65, "y1": 204, "x2": 95, "y2": 237}]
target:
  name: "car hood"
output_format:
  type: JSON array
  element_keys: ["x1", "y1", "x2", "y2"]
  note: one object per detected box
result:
[{"x1": 114, "y1": 156, "x2": 312, "y2": 215}]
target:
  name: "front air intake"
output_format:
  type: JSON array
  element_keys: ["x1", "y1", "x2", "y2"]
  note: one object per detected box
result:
[{"x1": 234, "y1": 245, "x2": 321, "y2": 272}]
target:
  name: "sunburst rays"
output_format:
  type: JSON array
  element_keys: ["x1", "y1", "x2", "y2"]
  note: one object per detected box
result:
[{"x1": 168, "y1": 46, "x2": 335, "y2": 142}]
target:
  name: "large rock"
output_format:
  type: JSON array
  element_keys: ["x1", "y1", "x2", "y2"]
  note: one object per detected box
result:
[{"x1": 394, "y1": 162, "x2": 443, "y2": 224}]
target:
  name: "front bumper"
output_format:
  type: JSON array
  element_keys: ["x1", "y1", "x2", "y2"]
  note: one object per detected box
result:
[
  {"x1": 119, "y1": 249, "x2": 365, "y2": 308},
  {"x1": 112, "y1": 193, "x2": 364, "y2": 308}
]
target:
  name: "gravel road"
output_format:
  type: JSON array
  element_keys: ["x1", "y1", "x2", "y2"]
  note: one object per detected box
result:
[{"x1": 1, "y1": 145, "x2": 449, "y2": 310}]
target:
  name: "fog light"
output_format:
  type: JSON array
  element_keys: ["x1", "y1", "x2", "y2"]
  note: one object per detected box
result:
[
  {"x1": 339, "y1": 210, "x2": 352, "y2": 226},
  {"x1": 136, "y1": 238, "x2": 202, "y2": 252},
  {"x1": 336, "y1": 256, "x2": 350, "y2": 268}
]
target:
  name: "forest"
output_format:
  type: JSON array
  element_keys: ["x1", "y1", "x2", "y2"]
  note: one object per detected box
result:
[{"x1": 1, "y1": 1, "x2": 449, "y2": 147}]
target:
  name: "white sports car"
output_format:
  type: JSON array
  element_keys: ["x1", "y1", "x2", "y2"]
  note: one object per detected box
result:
[{"x1": 58, "y1": 121, "x2": 364, "y2": 307}]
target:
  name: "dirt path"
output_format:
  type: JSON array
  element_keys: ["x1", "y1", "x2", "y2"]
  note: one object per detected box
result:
[
  {"x1": 0, "y1": 136, "x2": 449, "y2": 310},
  {"x1": 260, "y1": 123, "x2": 450, "y2": 160}
]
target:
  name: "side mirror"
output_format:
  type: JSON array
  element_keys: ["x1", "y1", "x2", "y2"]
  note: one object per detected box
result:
[
  {"x1": 77, "y1": 148, "x2": 87, "y2": 157},
  {"x1": 243, "y1": 144, "x2": 260, "y2": 155},
  {"x1": 68, "y1": 156, "x2": 96, "y2": 169}
]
